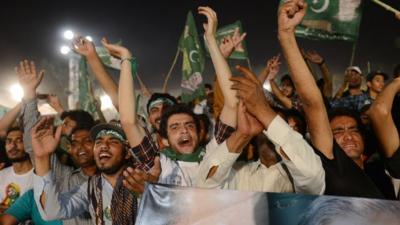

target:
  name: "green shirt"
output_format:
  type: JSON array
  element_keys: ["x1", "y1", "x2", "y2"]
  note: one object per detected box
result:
[{"x1": 5, "y1": 189, "x2": 62, "y2": 225}]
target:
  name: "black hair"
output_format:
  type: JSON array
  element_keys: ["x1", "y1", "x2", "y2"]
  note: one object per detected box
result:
[
  {"x1": 196, "y1": 114, "x2": 211, "y2": 134},
  {"x1": 159, "y1": 104, "x2": 200, "y2": 139},
  {"x1": 6, "y1": 126, "x2": 22, "y2": 136},
  {"x1": 328, "y1": 107, "x2": 366, "y2": 137},
  {"x1": 280, "y1": 74, "x2": 293, "y2": 86},
  {"x1": 204, "y1": 83, "x2": 212, "y2": 90},
  {"x1": 146, "y1": 93, "x2": 178, "y2": 114},
  {"x1": 60, "y1": 110, "x2": 95, "y2": 131},
  {"x1": 282, "y1": 109, "x2": 307, "y2": 136}
]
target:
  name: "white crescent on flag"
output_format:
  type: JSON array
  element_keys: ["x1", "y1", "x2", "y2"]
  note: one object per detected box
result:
[
  {"x1": 311, "y1": 0, "x2": 330, "y2": 13},
  {"x1": 189, "y1": 50, "x2": 199, "y2": 63}
]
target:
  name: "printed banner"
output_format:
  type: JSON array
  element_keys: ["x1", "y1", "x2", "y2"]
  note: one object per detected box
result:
[{"x1": 136, "y1": 183, "x2": 400, "y2": 225}]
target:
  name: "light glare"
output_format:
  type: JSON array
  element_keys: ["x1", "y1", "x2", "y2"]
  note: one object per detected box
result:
[
  {"x1": 9, "y1": 84, "x2": 24, "y2": 101},
  {"x1": 100, "y1": 95, "x2": 113, "y2": 110},
  {"x1": 63, "y1": 30, "x2": 74, "y2": 40}
]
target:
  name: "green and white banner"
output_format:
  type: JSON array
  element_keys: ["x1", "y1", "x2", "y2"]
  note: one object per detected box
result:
[
  {"x1": 78, "y1": 58, "x2": 98, "y2": 119},
  {"x1": 205, "y1": 21, "x2": 248, "y2": 60},
  {"x1": 179, "y1": 11, "x2": 206, "y2": 103},
  {"x1": 284, "y1": 0, "x2": 363, "y2": 42}
]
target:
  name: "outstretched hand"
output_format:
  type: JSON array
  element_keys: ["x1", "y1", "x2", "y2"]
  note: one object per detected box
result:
[
  {"x1": 237, "y1": 100, "x2": 264, "y2": 137},
  {"x1": 101, "y1": 37, "x2": 131, "y2": 59},
  {"x1": 278, "y1": 0, "x2": 307, "y2": 34},
  {"x1": 122, "y1": 157, "x2": 161, "y2": 194},
  {"x1": 198, "y1": 6, "x2": 218, "y2": 40},
  {"x1": 266, "y1": 54, "x2": 281, "y2": 81},
  {"x1": 72, "y1": 36, "x2": 96, "y2": 57},
  {"x1": 302, "y1": 49, "x2": 324, "y2": 65},
  {"x1": 219, "y1": 28, "x2": 247, "y2": 58},
  {"x1": 15, "y1": 60, "x2": 45, "y2": 100},
  {"x1": 31, "y1": 116, "x2": 62, "y2": 159},
  {"x1": 230, "y1": 66, "x2": 271, "y2": 120}
]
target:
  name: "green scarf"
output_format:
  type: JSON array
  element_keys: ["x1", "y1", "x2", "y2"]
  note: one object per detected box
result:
[{"x1": 161, "y1": 147, "x2": 206, "y2": 162}]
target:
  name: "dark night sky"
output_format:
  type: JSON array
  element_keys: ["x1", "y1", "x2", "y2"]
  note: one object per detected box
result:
[{"x1": 0, "y1": 0, "x2": 399, "y2": 107}]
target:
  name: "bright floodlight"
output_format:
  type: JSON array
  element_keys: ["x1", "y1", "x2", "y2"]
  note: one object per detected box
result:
[
  {"x1": 100, "y1": 95, "x2": 113, "y2": 110},
  {"x1": 9, "y1": 84, "x2": 24, "y2": 101},
  {"x1": 60, "y1": 46, "x2": 71, "y2": 55},
  {"x1": 85, "y1": 36, "x2": 93, "y2": 42},
  {"x1": 63, "y1": 30, "x2": 74, "y2": 40}
]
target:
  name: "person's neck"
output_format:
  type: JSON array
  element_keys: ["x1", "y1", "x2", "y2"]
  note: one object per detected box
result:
[
  {"x1": 81, "y1": 164, "x2": 97, "y2": 176},
  {"x1": 368, "y1": 90, "x2": 378, "y2": 99},
  {"x1": 102, "y1": 166, "x2": 126, "y2": 188},
  {"x1": 12, "y1": 160, "x2": 33, "y2": 174},
  {"x1": 354, "y1": 157, "x2": 364, "y2": 170},
  {"x1": 348, "y1": 87, "x2": 362, "y2": 96}
]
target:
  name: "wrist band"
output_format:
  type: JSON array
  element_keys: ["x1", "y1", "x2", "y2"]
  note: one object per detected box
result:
[{"x1": 120, "y1": 57, "x2": 138, "y2": 79}]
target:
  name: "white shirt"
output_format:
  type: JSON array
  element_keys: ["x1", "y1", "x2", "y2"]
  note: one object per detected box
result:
[
  {"x1": 159, "y1": 138, "x2": 239, "y2": 187},
  {"x1": 225, "y1": 160, "x2": 293, "y2": 193},
  {"x1": 196, "y1": 115, "x2": 326, "y2": 195},
  {"x1": 0, "y1": 166, "x2": 34, "y2": 208}
]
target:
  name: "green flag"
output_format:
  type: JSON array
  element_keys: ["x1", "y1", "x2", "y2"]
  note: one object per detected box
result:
[
  {"x1": 282, "y1": 0, "x2": 363, "y2": 41},
  {"x1": 205, "y1": 21, "x2": 248, "y2": 60},
  {"x1": 78, "y1": 57, "x2": 98, "y2": 118},
  {"x1": 179, "y1": 11, "x2": 206, "y2": 103}
]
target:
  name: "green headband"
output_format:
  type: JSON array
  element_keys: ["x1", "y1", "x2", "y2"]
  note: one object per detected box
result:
[
  {"x1": 148, "y1": 98, "x2": 175, "y2": 111},
  {"x1": 95, "y1": 130, "x2": 125, "y2": 142}
]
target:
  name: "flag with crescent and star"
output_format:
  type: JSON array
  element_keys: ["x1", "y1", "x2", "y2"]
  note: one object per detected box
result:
[
  {"x1": 178, "y1": 11, "x2": 206, "y2": 103},
  {"x1": 283, "y1": 0, "x2": 363, "y2": 41}
]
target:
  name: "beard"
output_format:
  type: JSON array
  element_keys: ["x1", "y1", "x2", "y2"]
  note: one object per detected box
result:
[
  {"x1": 98, "y1": 160, "x2": 126, "y2": 175},
  {"x1": 8, "y1": 153, "x2": 30, "y2": 163}
]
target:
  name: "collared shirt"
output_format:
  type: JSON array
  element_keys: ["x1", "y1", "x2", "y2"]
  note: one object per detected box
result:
[
  {"x1": 330, "y1": 92, "x2": 373, "y2": 111},
  {"x1": 196, "y1": 116, "x2": 326, "y2": 195},
  {"x1": 33, "y1": 172, "x2": 114, "y2": 225},
  {"x1": 225, "y1": 160, "x2": 293, "y2": 193}
]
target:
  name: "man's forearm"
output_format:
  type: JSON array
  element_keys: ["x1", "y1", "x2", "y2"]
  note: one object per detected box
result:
[
  {"x1": 34, "y1": 156, "x2": 51, "y2": 177},
  {"x1": 22, "y1": 99, "x2": 40, "y2": 165},
  {"x1": 206, "y1": 36, "x2": 238, "y2": 127},
  {"x1": 86, "y1": 54, "x2": 119, "y2": 110}
]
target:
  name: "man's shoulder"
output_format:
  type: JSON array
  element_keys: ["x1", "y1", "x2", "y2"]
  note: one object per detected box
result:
[{"x1": 0, "y1": 166, "x2": 14, "y2": 176}]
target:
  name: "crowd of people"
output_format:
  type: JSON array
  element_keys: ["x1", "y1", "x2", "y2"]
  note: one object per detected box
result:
[{"x1": 0, "y1": 0, "x2": 399, "y2": 224}]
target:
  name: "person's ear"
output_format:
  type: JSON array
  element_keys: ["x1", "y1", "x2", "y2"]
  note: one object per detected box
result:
[
  {"x1": 161, "y1": 138, "x2": 169, "y2": 147},
  {"x1": 366, "y1": 81, "x2": 372, "y2": 89}
]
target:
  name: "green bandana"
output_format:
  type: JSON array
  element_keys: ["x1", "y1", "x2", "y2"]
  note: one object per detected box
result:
[
  {"x1": 161, "y1": 147, "x2": 206, "y2": 163},
  {"x1": 95, "y1": 130, "x2": 125, "y2": 142}
]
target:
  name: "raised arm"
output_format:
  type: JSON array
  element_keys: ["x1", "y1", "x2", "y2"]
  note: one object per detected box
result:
[
  {"x1": 0, "y1": 103, "x2": 21, "y2": 138},
  {"x1": 368, "y1": 78, "x2": 400, "y2": 158},
  {"x1": 303, "y1": 50, "x2": 333, "y2": 98},
  {"x1": 199, "y1": 6, "x2": 240, "y2": 127},
  {"x1": 333, "y1": 70, "x2": 350, "y2": 100},
  {"x1": 278, "y1": 0, "x2": 333, "y2": 158},
  {"x1": 16, "y1": 60, "x2": 44, "y2": 162},
  {"x1": 270, "y1": 80, "x2": 292, "y2": 109},
  {"x1": 102, "y1": 38, "x2": 146, "y2": 147},
  {"x1": 73, "y1": 37, "x2": 119, "y2": 110}
]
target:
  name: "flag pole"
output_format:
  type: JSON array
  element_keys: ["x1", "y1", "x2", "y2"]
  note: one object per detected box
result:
[
  {"x1": 163, "y1": 48, "x2": 180, "y2": 93},
  {"x1": 371, "y1": 0, "x2": 400, "y2": 14},
  {"x1": 349, "y1": 42, "x2": 357, "y2": 66}
]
